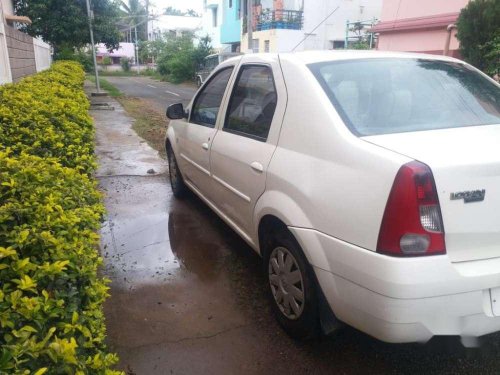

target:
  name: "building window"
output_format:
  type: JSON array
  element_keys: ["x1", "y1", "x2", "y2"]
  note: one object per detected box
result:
[
  {"x1": 252, "y1": 39, "x2": 259, "y2": 52},
  {"x1": 332, "y1": 40, "x2": 345, "y2": 49},
  {"x1": 212, "y1": 8, "x2": 218, "y2": 27},
  {"x1": 264, "y1": 40, "x2": 270, "y2": 52}
]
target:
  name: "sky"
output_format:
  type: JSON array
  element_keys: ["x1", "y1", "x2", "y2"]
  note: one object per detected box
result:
[{"x1": 149, "y1": 0, "x2": 204, "y2": 14}]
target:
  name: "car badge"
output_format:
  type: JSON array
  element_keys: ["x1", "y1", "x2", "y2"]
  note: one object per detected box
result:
[{"x1": 450, "y1": 189, "x2": 485, "y2": 203}]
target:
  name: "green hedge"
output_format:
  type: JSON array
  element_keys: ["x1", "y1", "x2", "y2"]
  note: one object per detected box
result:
[
  {"x1": 0, "y1": 62, "x2": 121, "y2": 374},
  {"x1": 0, "y1": 62, "x2": 95, "y2": 173}
]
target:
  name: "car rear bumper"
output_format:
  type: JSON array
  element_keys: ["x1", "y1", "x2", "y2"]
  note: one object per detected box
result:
[{"x1": 289, "y1": 227, "x2": 500, "y2": 343}]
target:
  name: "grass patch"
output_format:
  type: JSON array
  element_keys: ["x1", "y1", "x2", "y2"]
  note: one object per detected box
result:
[
  {"x1": 87, "y1": 75, "x2": 122, "y2": 97},
  {"x1": 117, "y1": 96, "x2": 168, "y2": 157},
  {"x1": 87, "y1": 75, "x2": 168, "y2": 156}
]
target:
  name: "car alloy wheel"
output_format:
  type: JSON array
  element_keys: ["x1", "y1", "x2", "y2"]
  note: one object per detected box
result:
[{"x1": 268, "y1": 246, "x2": 305, "y2": 320}]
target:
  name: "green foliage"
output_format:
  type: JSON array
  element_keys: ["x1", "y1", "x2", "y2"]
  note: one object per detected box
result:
[
  {"x1": 54, "y1": 47, "x2": 94, "y2": 73},
  {"x1": 0, "y1": 62, "x2": 121, "y2": 373},
  {"x1": 456, "y1": 0, "x2": 500, "y2": 75},
  {"x1": 0, "y1": 62, "x2": 96, "y2": 173},
  {"x1": 164, "y1": 6, "x2": 200, "y2": 17},
  {"x1": 13, "y1": 0, "x2": 121, "y2": 52},
  {"x1": 120, "y1": 58, "x2": 131, "y2": 72},
  {"x1": 101, "y1": 56, "x2": 113, "y2": 66},
  {"x1": 118, "y1": 0, "x2": 148, "y2": 41},
  {"x1": 350, "y1": 41, "x2": 371, "y2": 50},
  {"x1": 156, "y1": 34, "x2": 213, "y2": 83}
]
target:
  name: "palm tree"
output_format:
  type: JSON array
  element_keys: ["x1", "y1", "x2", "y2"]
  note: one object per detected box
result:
[{"x1": 119, "y1": 0, "x2": 148, "y2": 42}]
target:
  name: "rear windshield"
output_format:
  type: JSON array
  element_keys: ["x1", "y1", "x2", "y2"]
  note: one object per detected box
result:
[{"x1": 309, "y1": 58, "x2": 500, "y2": 136}]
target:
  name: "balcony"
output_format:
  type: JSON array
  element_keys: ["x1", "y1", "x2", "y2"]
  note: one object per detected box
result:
[{"x1": 244, "y1": 9, "x2": 304, "y2": 33}]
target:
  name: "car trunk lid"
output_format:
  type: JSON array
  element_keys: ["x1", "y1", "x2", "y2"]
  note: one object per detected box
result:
[{"x1": 364, "y1": 124, "x2": 500, "y2": 262}]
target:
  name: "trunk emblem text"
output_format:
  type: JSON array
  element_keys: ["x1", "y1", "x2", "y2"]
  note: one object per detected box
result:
[{"x1": 450, "y1": 189, "x2": 486, "y2": 203}]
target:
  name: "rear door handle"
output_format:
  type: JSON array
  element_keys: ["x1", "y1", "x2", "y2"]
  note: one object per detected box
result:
[
  {"x1": 202, "y1": 142, "x2": 209, "y2": 150},
  {"x1": 250, "y1": 161, "x2": 264, "y2": 173}
]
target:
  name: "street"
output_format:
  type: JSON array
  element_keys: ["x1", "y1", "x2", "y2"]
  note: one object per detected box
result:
[
  {"x1": 103, "y1": 76, "x2": 197, "y2": 115},
  {"x1": 94, "y1": 78, "x2": 500, "y2": 375}
]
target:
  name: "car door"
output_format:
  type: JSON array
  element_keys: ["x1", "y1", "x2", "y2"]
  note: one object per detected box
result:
[
  {"x1": 209, "y1": 58, "x2": 287, "y2": 243},
  {"x1": 175, "y1": 66, "x2": 234, "y2": 193}
]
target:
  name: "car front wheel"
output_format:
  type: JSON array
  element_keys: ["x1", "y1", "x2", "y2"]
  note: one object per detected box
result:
[
  {"x1": 265, "y1": 230, "x2": 320, "y2": 339},
  {"x1": 167, "y1": 146, "x2": 187, "y2": 198}
]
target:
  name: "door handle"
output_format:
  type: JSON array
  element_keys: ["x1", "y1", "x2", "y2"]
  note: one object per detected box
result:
[
  {"x1": 202, "y1": 142, "x2": 209, "y2": 150},
  {"x1": 250, "y1": 161, "x2": 264, "y2": 173}
]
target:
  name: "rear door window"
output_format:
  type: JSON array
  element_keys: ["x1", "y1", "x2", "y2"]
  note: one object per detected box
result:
[{"x1": 224, "y1": 65, "x2": 277, "y2": 141}]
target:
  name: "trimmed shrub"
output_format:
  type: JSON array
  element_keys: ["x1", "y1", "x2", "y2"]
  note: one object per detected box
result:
[
  {"x1": 0, "y1": 63, "x2": 121, "y2": 373},
  {"x1": 0, "y1": 62, "x2": 95, "y2": 173}
]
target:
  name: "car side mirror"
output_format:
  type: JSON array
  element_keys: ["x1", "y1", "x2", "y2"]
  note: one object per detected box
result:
[{"x1": 166, "y1": 103, "x2": 188, "y2": 120}]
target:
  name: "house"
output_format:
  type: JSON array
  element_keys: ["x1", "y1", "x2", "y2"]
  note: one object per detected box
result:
[
  {"x1": 148, "y1": 14, "x2": 202, "y2": 40},
  {"x1": 241, "y1": 0, "x2": 382, "y2": 53},
  {"x1": 96, "y1": 43, "x2": 136, "y2": 65},
  {"x1": 199, "y1": 0, "x2": 242, "y2": 52},
  {"x1": 370, "y1": 0, "x2": 469, "y2": 57},
  {"x1": 0, "y1": 0, "x2": 51, "y2": 84}
]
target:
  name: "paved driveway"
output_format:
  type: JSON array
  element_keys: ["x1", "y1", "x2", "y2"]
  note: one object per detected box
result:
[{"x1": 92, "y1": 82, "x2": 500, "y2": 375}]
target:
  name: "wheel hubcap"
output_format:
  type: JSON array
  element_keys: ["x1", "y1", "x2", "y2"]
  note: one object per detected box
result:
[{"x1": 269, "y1": 246, "x2": 305, "y2": 320}]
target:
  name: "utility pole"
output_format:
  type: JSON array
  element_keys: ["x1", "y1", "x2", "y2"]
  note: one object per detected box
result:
[
  {"x1": 247, "y1": 0, "x2": 253, "y2": 52},
  {"x1": 85, "y1": 0, "x2": 100, "y2": 92},
  {"x1": 134, "y1": 25, "x2": 140, "y2": 74}
]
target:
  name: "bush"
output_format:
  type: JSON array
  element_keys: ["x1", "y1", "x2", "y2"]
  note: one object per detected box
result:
[
  {"x1": 456, "y1": 0, "x2": 500, "y2": 76},
  {"x1": 0, "y1": 61, "x2": 95, "y2": 173},
  {"x1": 120, "y1": 57, "x2": 131, "y2": 72},
  {"x1": 0, "y1": 62, "x2": 121, "y2": 373},
  {"x1": 54, "y1": 46, "x2": 94, "y2": 73}
]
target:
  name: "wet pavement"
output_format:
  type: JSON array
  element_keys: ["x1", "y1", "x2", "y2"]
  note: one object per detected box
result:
[{"x1": 92, "y1": 90, "x2": 500, "y2": 375}]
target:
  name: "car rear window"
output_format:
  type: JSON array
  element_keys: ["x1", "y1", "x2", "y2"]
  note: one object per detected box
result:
[{"x1": 309, "y1": 58, "x2": 500, "y2": 136}]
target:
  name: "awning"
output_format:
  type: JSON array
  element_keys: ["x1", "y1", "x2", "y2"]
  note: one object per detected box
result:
[
  {"x1": 5, "y1": 15, "x2": 32, "y2": 25},
  {"x1": 370, "y1": 12, "x2": 459, "y2": 34}
]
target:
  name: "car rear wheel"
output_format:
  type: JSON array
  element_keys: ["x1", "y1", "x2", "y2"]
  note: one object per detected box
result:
[
  {"x1": 167, "y1": 146, "x2": 187, "y2": 198},
  {"x1": 264, "y1": 230, "x2": 320, "y2": 339}
]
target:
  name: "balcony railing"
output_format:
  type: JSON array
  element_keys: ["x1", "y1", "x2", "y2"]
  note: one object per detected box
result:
[{"x1": 243, "y1": 9, "x2": 303, "y2": 33}]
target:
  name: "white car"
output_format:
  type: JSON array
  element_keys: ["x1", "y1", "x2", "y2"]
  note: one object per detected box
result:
[{"x1": 165, "y1": 51, "x2": 500, "y2": 345}]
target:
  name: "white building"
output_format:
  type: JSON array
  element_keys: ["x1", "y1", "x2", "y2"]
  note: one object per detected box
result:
[
  {"x1": 242, "y1": 0, "x2": 382, "y2": 53},
  {"x1": 199, "y1": 0, "x2": 224, "y2": 50},
  {"x1": 148, "y1": 14, "x2": 202, "y2": 40},
  {"x1": 0, "y1": 0, "x2": 51, "y2": 84}
]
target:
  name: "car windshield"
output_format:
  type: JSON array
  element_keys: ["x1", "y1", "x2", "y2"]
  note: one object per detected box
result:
[{"x1": 309, "y1": 58, "x2": 500, "y2": 136}]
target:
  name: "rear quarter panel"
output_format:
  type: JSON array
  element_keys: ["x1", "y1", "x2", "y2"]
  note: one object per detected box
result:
[{"x1": 257, "y1": 55, "x2": 411, "y2": 253}]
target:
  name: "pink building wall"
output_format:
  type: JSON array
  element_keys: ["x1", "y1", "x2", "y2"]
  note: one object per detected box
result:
[{"x1": 372, "y1": 0, "x2": 469, "y2": 56}]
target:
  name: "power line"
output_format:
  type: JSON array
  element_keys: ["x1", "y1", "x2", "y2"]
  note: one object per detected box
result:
[{"x1": 291, "y1": 6, "x2": 340, "y2": 52}]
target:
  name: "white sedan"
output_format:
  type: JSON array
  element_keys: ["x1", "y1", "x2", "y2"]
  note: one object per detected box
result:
[{"x1": 165, "y1": 51, "x2": 500, "y2": 345}]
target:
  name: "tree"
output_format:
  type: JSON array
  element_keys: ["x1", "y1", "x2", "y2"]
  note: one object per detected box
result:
[
  {"x1": 456, "y1": 0, "x2": 500, "y2": 75},
  {"x1": 13, "y1": 0, "x2": 121, "y2": 54},
  {"x1": 119, "y1": 0, "x2": 148, "y2": 42},
  {"x1": 155, "y1": 33, "x2": 213, "y2": 83}
]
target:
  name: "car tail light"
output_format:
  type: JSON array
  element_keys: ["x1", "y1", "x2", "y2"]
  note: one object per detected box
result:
[{"x1": 377, "y1": 161, "x2": 446, "y2": 256}]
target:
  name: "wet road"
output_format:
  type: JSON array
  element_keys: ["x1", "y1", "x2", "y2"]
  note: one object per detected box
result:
[
  {"x1": 92, "y1": 89, "x2": 500, "y2": 374},
  {"x1": 103, "y1": 76, "x2": 197, "y2": 115}
]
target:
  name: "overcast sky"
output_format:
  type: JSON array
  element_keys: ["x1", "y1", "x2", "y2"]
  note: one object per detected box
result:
[{"x1": 149, "y1": 0, "x2": 204, "y2": 14}]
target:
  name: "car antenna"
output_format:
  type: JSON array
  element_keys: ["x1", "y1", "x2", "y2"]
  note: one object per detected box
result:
[{"x1": 291, "y1": 6, "x2": 340, "y2": 52}]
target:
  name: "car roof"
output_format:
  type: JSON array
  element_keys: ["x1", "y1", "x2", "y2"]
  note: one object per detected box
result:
[
  {"x1": 222, "y1": 50, "x2": 463, "y2": 65},
  {"x1": 216, "y1": 50, "x2": 465, "y2": 72}
]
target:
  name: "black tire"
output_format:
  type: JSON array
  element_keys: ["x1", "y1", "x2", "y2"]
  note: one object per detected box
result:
[
  {"x1": 264, "y1": 229, "x2": 320, "y2": 340},
  {"x1": 167, "y1": 146, "x2": 187, "y2": 198}
]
